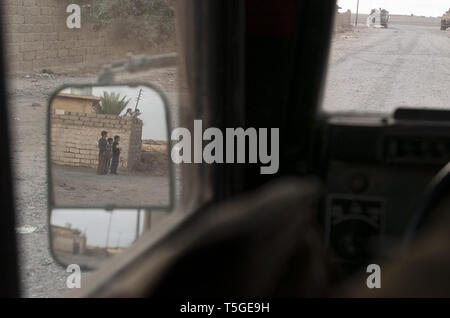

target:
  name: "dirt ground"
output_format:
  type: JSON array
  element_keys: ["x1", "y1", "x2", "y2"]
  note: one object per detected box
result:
[
  {"x1": 324, "y1": 21, "x2": 450, "y2": 113},
  {"x1": 10, "y1": 67, "x2": 178, "y2": 297},
  {"x1": 136, "y1": 140, "x2": 169, "y2": 176},
  {"x1": 352, "y1": 14, "x2": 441, "y2": 26},
  {"x1": 53, "y1": 165, "x2": 169, "y2": 207}
]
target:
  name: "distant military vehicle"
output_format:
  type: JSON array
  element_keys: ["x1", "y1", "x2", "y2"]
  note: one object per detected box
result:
[
  {"x1": 441, "y1": 9, "x2": 450, "y2": 30},
  {"x1": 367, "y1": 8, "x2": 389, "y2": 28}
]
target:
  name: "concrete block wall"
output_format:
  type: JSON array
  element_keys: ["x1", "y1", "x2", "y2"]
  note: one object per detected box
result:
[
  {"x1": 50, "y1": 111, "x2": 143, "y2": 171},
  {"x1": 335, "y1": 10, "x2": 352, "y2": 32},
  {"x1": 1, "y1": 0, "x2": 174, "y2": 73}
]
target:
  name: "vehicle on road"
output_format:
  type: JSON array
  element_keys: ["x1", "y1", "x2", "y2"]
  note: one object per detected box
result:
[
  {"x1": 441, "y1": 9, "x2": 450, "y2": 30},
  {"x1": 367, "y1": 8, "x2": 390, "y2": 28}
]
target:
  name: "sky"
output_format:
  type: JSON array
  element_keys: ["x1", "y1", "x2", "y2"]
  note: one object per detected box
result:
[
  {"x1": 52, "y1": 209, "x2": 145, "y2": 248},
  {"x1": 337, "y1": 0, "x2": 450, "y2": 17},
  {"x1": 94, "y1": 86, "x2": 168, "y2": 140}
]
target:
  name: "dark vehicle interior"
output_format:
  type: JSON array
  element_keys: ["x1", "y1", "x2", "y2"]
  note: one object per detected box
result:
[{"x1": 2, "y1": 0, "x2": 450, "y2": 298}]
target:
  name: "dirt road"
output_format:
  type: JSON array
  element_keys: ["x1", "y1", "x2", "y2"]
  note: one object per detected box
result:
[
  {"x1": 53, "y1": 165, "x2": 169, "y2": 207},
  {"x1": 323, "y1": 23, "x2": 450, "y2": 113}
]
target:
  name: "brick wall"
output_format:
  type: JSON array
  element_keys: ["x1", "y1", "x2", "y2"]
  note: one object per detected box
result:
[
  {"x1": 50, "y1": 111, "x2": 143, "y2": 171},
  {"x1": 2, "y1": 0, "x2": 175, "y2": 73},
  {"x1": 335, "y1": 10, "x2": 352, "y2": 32}
]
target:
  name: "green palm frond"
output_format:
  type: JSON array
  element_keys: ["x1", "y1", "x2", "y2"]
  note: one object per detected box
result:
[{"x1": 95, "y1": 91, "x2": 131, "y2": 115}]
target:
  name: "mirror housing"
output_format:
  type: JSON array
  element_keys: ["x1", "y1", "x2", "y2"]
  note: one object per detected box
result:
[{"x1": 47, "y1": 83, "x2": 174, "y2": 269}]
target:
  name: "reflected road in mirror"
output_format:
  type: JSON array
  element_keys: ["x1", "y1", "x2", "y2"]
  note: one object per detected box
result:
[{"x1": 50, "y1": 209, "x2": 149, "y2": 269}]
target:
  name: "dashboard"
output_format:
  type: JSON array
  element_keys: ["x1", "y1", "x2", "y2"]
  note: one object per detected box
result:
[{"x1": 322, "y1": 108, "x2": 450, "y2": 270}]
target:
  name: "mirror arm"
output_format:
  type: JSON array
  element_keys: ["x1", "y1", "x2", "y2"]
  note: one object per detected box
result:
[{"x1": 97, "y1": 53, "x2": 178, "y2": 85}]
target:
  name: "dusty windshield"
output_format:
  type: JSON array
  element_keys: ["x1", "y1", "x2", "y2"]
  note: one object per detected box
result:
[{"x1": 323, "y1": 1, "x2": 450, "y2": 114}]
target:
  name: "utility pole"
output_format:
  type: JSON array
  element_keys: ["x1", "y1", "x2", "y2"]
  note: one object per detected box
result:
[
  {"x1": 105, "y1": 211, "x2": 113, "y2": 248},
  {"x1": 117, "y1": 232, "x2": 121, "y2": 248},
  {"x1": 355, "y1": 0, "x2": 360, "y2": 27},
  {"x1": 135, "y1": 209, "x2": 141, "y2": 242},
  {"x1": 134, "y1": 88, "x2": 143, "y2": 111}
]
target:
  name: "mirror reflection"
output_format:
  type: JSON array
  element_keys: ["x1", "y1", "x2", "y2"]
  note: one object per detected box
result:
[
  {"x1": 50, "y1": 85, "x2": 170, "y2": 208},
  {"x1": 50, "y1": 209, "x2": 150, "y2": 269}
]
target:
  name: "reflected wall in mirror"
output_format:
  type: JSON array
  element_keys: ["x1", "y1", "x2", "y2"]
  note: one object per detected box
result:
[
  {"x1": 50, "y1": 209, "x2": 150, "y2": 269},
  {"x1": 49, "y1": 85, "x2": 171, "y2": 209}
]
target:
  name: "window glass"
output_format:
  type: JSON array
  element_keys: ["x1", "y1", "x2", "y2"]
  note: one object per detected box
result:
[
  {"x1": 323, "y1": 1, "x2": 450, "y2": 114},
  {"x1": 2, "y1": 0, "x2": 178, "y2": 297}
]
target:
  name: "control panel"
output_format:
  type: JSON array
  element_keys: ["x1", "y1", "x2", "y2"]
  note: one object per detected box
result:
[{"x1": 323, "y1": 109, "x2": 450, "y2": 265}]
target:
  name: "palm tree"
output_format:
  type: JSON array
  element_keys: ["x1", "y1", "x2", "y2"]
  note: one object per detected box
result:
[{"x1": 95, "y1": 91, "x2": 131, "y2": 115}]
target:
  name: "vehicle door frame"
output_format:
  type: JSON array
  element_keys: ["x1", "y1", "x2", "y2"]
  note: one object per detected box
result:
[{"x1": 0, "y1": 4, "x2": 20, "y2": 297}]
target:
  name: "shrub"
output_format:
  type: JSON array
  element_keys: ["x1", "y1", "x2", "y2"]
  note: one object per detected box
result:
[
  {"x1": 95, "y1": 91, "x2": 131, "y2": 115},
  {"x1": 81, "y1": 0, "x2": 175, "y2": 31}
]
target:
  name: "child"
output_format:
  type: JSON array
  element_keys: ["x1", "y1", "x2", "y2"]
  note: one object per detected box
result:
[
  {"x1": 104, "y1": 138, "x2": 114, "y2": 174},
  {"x1": 123, "y1": 108, "x2": 133, "y2": 118},
  {"x1": 132, "y1": 108, "x2": 142, "y2": 118},
  {"x1": 110, "y1": 135, "x2": 121, "y2": 175},
  {"x1": 97, "y1": 131, "x2": 108, "y2": 175}
]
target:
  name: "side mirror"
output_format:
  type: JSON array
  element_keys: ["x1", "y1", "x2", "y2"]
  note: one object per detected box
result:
[{"x1": 47, "y1": 83, "x2": 173, "y2": 269}]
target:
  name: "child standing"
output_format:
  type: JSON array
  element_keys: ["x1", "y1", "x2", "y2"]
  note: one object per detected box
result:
[
  {"x1": 110, "y1": 135, "x2": 121, "y2": 175},
  {"x1": 97, "y1": 131, "x2": 108, "y2": 175},
  {"x1": 104, "y1": 138, "x2": 114, "y2": 174}
]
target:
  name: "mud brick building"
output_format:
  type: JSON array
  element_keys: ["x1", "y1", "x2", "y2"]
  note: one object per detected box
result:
[
  {"x1": 51, "y1": 224, "x2": 87, "y2": 255},
  {"x1": 50, "y1": 112, "x2": 143, "y2": 171},
  {"x1": 52, "y1": 93, "x2": 101, "y2": 114}
]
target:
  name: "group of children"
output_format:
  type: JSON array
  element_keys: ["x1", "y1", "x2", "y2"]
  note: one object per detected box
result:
[
  {"x1": 123, "y1": 108, "x2": 142, "y2": 118},
  {"x1": 97, "y1": 131, "x2": 121, "y2": 175}
]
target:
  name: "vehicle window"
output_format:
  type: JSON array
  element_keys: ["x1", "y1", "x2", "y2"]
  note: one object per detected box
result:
[
  {"x1": 323, "y1": 1, "x2": 450, "y2": 114},
  {"x1": 2, "y1": 0, "x2": 178, "y2": 297}
]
